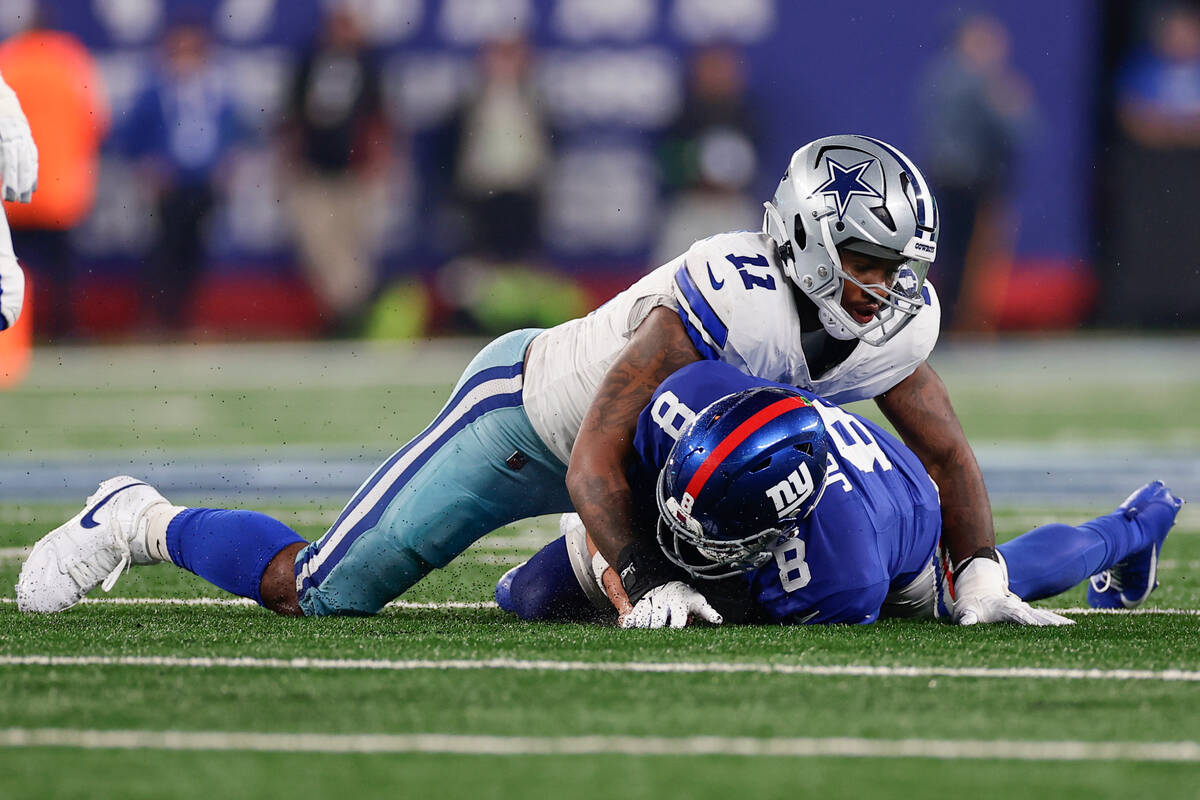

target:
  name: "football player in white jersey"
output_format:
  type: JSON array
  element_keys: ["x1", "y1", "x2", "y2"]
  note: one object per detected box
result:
[
  {"x1": 19, "y1": 135, "x2": 1039, "y2": 631},
  {"x1": 0, "y1": 69, "x2": 37, "y2": 330}
]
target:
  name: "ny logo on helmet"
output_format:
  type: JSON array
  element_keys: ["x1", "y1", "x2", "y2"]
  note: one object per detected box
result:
[{"x1": 764, "y1": 462, "x2": 816, "y2": 519}]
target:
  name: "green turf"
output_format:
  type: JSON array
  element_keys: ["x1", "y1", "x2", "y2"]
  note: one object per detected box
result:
[
  {"x1": 1, "y1": 339, "x2": 1198, "y2": 798},
  {"x1": 1, "y1": 751, "x2": 1196, "y2": 800}
]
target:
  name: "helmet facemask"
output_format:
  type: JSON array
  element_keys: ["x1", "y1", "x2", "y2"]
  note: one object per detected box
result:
[
  {"x1": 805, "y1": 213, "x2": 931, "y2": 346},
  {"x1": 654, "y1": 470, "x2": 806, "y2": 580}
]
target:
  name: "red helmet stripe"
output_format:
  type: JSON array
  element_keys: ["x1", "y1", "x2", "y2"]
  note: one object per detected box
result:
[{"x1": 683, "y1": 396, "x2": 809, "y2": 502}]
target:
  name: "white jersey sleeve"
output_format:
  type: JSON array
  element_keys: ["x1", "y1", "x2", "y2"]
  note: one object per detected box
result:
[
  {"x1": 0, "y1": 204, "x2": 24, "y2": 330},
  {"x1": 670, "y1": 231, "x2": 798, "y2": 382}
]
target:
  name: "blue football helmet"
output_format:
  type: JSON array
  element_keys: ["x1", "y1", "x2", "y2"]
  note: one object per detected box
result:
[{"x1": 655, "y1": 387, "x2": 830, "y2": 579}]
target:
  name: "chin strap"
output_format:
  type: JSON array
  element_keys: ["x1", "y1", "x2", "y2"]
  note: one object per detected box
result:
[{"x1": 817, "y1": 305, "x2": 858, "y2": 341}]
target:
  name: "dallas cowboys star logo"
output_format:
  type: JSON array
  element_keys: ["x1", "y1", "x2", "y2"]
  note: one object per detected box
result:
[{"x1": 813, "y1": 157, "x2": 883, "y2": 219}]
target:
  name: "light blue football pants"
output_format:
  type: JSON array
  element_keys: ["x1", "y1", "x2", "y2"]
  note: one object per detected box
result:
[{"x1": 294, "y1": 329, "x2": 573, "y2": 615}]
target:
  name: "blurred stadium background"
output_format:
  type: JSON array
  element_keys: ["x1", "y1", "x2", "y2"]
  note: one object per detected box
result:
[
  {"x1": 0, "y1": 0, "x2": 1197, "y2": 503},
  {"x1": 1, "y1": 0, "x2": 1199, "y2": 340}
]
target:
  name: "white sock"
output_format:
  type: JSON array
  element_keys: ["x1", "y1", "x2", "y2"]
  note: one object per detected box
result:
[{"x1": 142, "y1": 504, "x2": 187, "y2": 564}]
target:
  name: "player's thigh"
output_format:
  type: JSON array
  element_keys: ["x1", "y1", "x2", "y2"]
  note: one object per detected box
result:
[
  {"x1": 295, "y1": 328, "x2": 564, "y2": 614},
  {"x1": 297, "y1": 405, "x2": 570, "y2": 615}
]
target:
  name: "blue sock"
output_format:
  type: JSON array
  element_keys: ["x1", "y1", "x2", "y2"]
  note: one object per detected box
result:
[
  {"x1": 495, "y1": 535, "x2": 596, "y2": 621},
  {"x1": 166, "y1": 509, "x2": 306, "y2": 605},
  {"x1": 1000, "y1": 512, "x2": 1148, "y2": 602}
]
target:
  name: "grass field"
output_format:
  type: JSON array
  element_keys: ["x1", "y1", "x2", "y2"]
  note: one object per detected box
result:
[{"x1": 1, "y1": 336, "x2": 1199, "y2": 799}]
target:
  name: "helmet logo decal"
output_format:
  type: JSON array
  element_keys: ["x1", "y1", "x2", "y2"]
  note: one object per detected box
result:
[
  {"x1": 683, "y1": 395, "x2": 810, "y2": 502},
  {"x1": 765, "y1": 461, "x2": 816, "y2": 519},
  {"x1": 812, "y1": 157, "x2": 883, "y2": 220}
]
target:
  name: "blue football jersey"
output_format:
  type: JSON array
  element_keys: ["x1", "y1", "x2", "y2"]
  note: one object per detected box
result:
[{"x1": 630, "y1": 361, "x2": 942, "y2": 625}]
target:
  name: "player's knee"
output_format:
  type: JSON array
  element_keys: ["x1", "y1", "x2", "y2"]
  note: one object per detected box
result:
[
  {"x1": 502, "y1": 540, "x2": 592, "y2": 622},
  {"x1": 507, "y1": 566, "x2": 569, "y2": 620}
]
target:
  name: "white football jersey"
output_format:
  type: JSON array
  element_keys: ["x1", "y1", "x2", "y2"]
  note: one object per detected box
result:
[
  {"x1": 522, "y1": 231, "x2": 940, "y2": 465},
  {"x1": 0, "y1": 206, "x2": 23, "y2": 330}
]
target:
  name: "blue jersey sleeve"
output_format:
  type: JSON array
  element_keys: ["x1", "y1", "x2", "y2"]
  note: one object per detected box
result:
[{"x1": 631, "y1": 361, "x2": 765, "y2": 475}]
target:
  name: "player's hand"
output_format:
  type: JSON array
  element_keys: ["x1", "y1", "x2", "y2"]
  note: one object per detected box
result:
[
  {"x1": 953, "y1": 557, "x2": 1074, "y2": 626},
  {"x1": 619, "y1": 581, "x2": 723, "y2": 629},
  {"x1": 0, "y1": 77, "x2": 37, "y2": 203}
]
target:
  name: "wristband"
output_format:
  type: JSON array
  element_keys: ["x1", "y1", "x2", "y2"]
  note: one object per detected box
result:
[
  {"x1": 953, "y1": 545, "x2": 998, "y2": 576},
  {"x1": 616, "y1": 539, "x2": 681, "y2": 604}
]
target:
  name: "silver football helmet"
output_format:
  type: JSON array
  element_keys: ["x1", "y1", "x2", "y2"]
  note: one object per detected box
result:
[{"x1": 763, "y1": 134, "x2": 938, "y2": 346}]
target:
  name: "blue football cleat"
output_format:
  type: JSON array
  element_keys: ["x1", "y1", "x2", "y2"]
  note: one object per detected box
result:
[{"x1": 1088, "y1": 481, "x2": 1184, "y2": 609}]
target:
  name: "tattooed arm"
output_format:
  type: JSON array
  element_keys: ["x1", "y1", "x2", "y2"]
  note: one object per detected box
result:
[
  {"x1": 874, "y1": 362, "x2": 994, "y2": 565},
  {"x1": 566, "y1": 306, "x2": 701, "y2": 573}
]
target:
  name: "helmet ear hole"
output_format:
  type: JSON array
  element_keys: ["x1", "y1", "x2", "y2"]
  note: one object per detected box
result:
[
  {"x1": 870, "y1": 204, "x2": 896, "y2": 232},
  {"x1": 792, "y1": 214, "x2": 806, "y2": 251}
]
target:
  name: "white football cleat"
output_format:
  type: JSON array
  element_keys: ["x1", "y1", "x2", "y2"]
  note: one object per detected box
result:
[{"x1": 16, "y1": 476, "x2": 171, "y2": 613}]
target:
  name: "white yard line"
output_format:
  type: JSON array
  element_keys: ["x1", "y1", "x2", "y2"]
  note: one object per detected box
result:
[
  {"x1": 0, "y1": 728, "x2": 1195, "y2": 762},
  {"x1": 1, "y1": 653, "x2": 1198, "y2": 683},
  {"x1": 2, "y1": 596, "x2": 1199, "y2": 617},
  {"x1": 0, "y1": 597, "x2": 494, "y2": 609}
]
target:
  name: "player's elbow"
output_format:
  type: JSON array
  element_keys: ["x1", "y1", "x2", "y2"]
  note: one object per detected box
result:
[{"x1": 564, "y1": 455, "x2": 594, "y2": 507}]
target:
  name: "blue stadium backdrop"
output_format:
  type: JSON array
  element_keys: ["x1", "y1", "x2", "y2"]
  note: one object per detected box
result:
[{"x1": 0, "y1": 0, "x2": 1097, "y2": 328}]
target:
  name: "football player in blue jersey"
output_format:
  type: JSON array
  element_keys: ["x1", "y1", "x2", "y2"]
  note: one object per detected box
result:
[
  {"x1": 19, "y1": 135, "x2": 1048, "y2": 629},
  {"x1": 496, "y1": 361, "x2": 1184, "y2": 627}
]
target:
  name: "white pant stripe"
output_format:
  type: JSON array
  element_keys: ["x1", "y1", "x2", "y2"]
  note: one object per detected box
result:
[{"x1": 303, "y1": 373, "x2": 524, "y2": 579}]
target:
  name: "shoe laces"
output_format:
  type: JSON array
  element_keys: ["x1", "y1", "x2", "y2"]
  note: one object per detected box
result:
[
  {"x1": 1089, "y1": 569, "x2": 1121, "y2": 594},
  {"x1": 63, "y1": 529, "x2": 132, "y2": 594}
]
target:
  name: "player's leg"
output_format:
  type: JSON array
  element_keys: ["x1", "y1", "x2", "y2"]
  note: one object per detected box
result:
[
  {"x1": 999, "y1": 481, "x2": 1183, "y2": 605},
  {"x1": 294, "y1": 329, "x2": 573, "y2": 616},
  {"x1": 16, "y1": 477, "x2": 306, "y2": 614},
  {"x1": 496, "y1": 514, "x2": 613, "y2": 622}
]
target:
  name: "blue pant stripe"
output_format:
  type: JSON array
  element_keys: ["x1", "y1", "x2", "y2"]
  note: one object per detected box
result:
[{"x1": 298, "y1": 386, "x2": 526, "y2": 602}]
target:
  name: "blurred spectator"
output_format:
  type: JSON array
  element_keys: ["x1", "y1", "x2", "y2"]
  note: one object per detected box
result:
[
  {"x1": 1102, "y1": 2, "x2": 1200, "y2": 327},
  {"x1": 919, "y1": 12, "x2": 1033, "y2": 332},
  {"x1": 0, "y1": 7, "x2": 109, "y2": 340},
  {"x1": 123, "y1": 20, "x2": 240, "y2": 335},
  {"x1": 283, "y1": 2, "x2": 392, "y2": 337},
  {"x1": 447, "y1": 36, "x2": 550, "y2": 263},
  {"x1": 1117, "y1": 3, "x2": 1200, "y2": 147},
  {"x1": 653, "y1": 44, "x2": 761, "y2": 267},
  {"x1": 433, "y1": 36, "x2": 553, "y2": 332}
]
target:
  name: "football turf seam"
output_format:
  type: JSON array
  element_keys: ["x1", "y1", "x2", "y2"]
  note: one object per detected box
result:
[
  {"x1": 2, "y1": 654, "x2": 1198, "y2": 682},
  {"x1": 1, "y1": 729, "x2": 1197, "y2": 762}
]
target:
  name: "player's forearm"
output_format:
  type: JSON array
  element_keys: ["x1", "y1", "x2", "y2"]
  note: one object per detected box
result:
[
  {"x1": 924, "y1": 445, "x2": 995, "y2": 564},
  {"x1": 565, "y1": 451, "x2": 638, "y2": 566},
  {"x1": 875, "y1": 363, "x2": 996, "y2": 564}
]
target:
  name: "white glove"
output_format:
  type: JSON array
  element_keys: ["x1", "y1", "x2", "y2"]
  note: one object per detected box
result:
[
  {"x1": 619, "y1": 581, "x2": 723, "y2": 629},
  {"x1": 0, "y1": 74, "x2": 37, "y2": 203},
  {"x1": 953, "y1": 557, "x2": 1074, "y2": 626}
]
